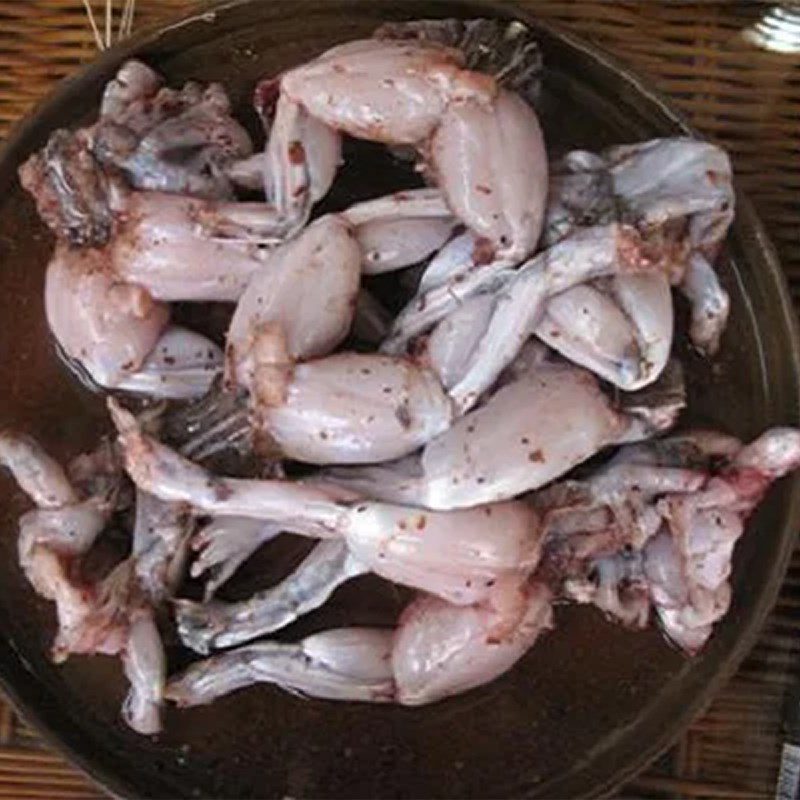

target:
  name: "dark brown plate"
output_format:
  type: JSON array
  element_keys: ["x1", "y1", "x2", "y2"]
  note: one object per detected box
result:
[{"x1": 0, "y1": 1, "x2": 798, "y2": 798}]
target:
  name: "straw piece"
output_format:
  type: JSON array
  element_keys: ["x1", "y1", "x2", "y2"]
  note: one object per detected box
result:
[
  {"x1": 126, "y1": 0, "x2": 137, "y2": 38},
  {"x1": 80, "y1": 0, "x2": 104, "y2": 50}
]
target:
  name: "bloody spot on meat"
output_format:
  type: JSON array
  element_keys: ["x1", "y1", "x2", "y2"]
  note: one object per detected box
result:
[
  {"x1": 288, "y1": 141, "x2": 305, "y2": 165},
  {"x1": 416, "y1": 515, "x2": 427, "y2": 530},
  {"x1": 528, "y1": 449, "x2": 545, "y2": 463},
  {"x1": 472, "y1": 236, "x2": 495, "y2": 266},
  {"x1": 475, "y1": 184, "x2": 492, "y2": 195},
  {"x1": 253, "y1": 78, "x2": 280, "y2": 119}
]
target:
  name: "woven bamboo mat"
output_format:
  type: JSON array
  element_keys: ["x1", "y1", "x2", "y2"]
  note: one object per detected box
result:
[{"x1": 0, "y1": 1, "x2": 797, "y2": 798}]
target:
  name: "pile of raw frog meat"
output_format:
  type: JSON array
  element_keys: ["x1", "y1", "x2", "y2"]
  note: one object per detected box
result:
[{"x1": 1, "y1": 18, "x2": 798, "y2": 735}]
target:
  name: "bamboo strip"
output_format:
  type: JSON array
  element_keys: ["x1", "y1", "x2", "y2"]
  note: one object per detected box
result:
[
  {"x1": 0, "y1": 790, "x2": 100, "y2": 800},
  {"x1": 0, "y1": 772, "x2": 97, "y2": 787},
  {"x1": 627, "y1": 775, "x2": 767, "y2": 798},
  {"x1": 694, "y1": 715, "x2": 778, "y2": 730},
  {"x1": 0, "y1": 750, "x2": 89, "y2": 764},
  {"x1": 0, "y1": 765, "x2": 95, "y2": 781}
]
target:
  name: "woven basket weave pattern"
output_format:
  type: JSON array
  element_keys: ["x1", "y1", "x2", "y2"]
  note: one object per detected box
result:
[{"x1": 0, "y1": 2, "x2": 798, "y2": 798}]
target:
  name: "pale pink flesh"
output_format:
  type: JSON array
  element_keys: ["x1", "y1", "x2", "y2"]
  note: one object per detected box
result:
[
  {"x1": 46, "y1": 246, "x2": 223, "y2": 398},
  {"x1": 426, "y1": 294, "x2": 495, "y2": 390},
  {"x1": 227, "y1": 214, "x2": 361, "y2": 388},
  {"x1": 540, "y1": 428, "x2": 800, "y2": 653},
  {"x1": 0, "y1": 432, "x2": 78, "y2": 508},
  {"x1": 261, "y1": 353, "x2": 454, "y2": 464},
  {"x1": 281, "y1": 39, "x2": 491, "y2": 145},
  {"x1": 430, "y1": 89, "x2": 547, "y2": 262},
  {"x1": 165, "y1": 580, "x2": 553, "y2": 708},
  {"x1": 45, "y1": 244, "x2": 169, "y2": 389},
  {"x1": 357, "y1": 216, "x2": 455, "y2": 274},
  {"x1": 111, "y1": 401, "x2": 544, "y2": 605},
  {"x1": 122, "y1": 608, "x2": 166, "y2": 735},
  {"x1": 448, "y1": 223, "x2": 676, "y2": 413},
  {"x1": 111, "y1": 191, "x2": 275, "y2": 302},
  {"x1": 393, "y1": 580, "x2": 552, "y2": 705},
  {"x1": 328, "y1": 362, "x2": 631, "y2": 511},
  {"x1": 166, "y1": 628, "x2": 395, "y2": 707},
  {"x1": 264, "y1": 95, "x2": 342, "y2": 226},
  {"x1": 282, "y1": 39, "x2": 546, "y2": 259},
  {"x1": 342, "y1": 500, "x2": 542, "y2": 605}
]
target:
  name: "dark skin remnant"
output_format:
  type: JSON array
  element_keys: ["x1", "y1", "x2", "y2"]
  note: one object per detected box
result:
[
  {"x1": 18, "y1": 129, "x2": 113, "y2": 247},
  {"x1": 253, "y1": 77, "x2": 280, "y2": 121},
  {"x1": 395, "y1": 400, "x2": 412, "y2": 429}
]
